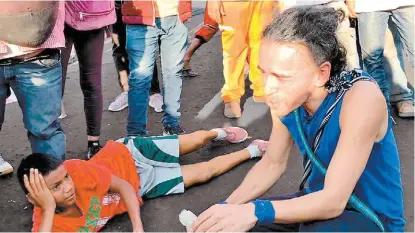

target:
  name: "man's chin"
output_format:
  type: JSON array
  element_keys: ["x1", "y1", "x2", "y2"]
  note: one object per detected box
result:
[{"x1": 267, "y1": 104, "x2": 293, "y2": 117}]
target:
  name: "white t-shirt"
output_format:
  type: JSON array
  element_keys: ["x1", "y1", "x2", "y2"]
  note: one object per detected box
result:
[
  {"x1": 355, "y1": 0, "x2": 414, "y2": 13},
  {"x1": 155, "y1": 0, "x2": 179, "y2": 18},
  {"x1": 282, "y1": 0, "x2": 336, "y2": 8}
]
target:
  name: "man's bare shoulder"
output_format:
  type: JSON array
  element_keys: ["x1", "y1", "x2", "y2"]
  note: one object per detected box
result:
[
  {"x1": 340, "y1": 80, "x2": 388, "y2": 138},
  {"x1": 342, "y1": 80, "x2": 386, "y2": 112}
]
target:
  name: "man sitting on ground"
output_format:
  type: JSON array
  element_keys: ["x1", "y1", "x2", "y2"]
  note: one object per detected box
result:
[
  {"x1": 189, "y1": 6, "x2": 405, "y2": 232},
  {"x1": 17, "y1": 127, "x2": 268, "y2": 232}
]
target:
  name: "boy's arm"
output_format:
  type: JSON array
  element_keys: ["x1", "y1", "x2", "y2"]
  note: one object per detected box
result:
[
  {"x1": 37, "y1": 209, "x2": 55, "y2": 232},
  {"x1": 109, "y1": 175, "x2": 144, "y2": 232}
]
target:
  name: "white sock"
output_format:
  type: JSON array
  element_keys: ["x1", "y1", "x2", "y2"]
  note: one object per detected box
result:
[
  {"x1": 246, "y1": 145, "x2": 261, "y2": 159},
  {"x1": 211, "y1": 128, "x2": 228, "y2": 141}
]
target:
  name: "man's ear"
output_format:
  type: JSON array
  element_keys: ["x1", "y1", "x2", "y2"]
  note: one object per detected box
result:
[{"x1": 315, "y1": 61, "x2": 331, "y2": 87}]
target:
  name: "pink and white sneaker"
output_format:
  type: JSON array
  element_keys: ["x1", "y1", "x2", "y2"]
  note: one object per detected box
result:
[
  {"x1": 220, "y1": 127, "x2": 249, "y2": 143},
  {"x1": 249, "y1": 139, "x2": 269, "y2": 157}
]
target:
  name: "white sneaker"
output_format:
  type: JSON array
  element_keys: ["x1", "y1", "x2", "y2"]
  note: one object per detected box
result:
[
  {"x1": 109, "y1": 92, "x2": 128, "y2": 112},
  {"x1": 59, "y1": 102, "x2": 67, "y2": 119},
  {"x1": 396, "y1": 100, "x2": 414, "y2": 118},
  {"x1": 0, "y1": 154, "x2": 13, "y2": 177},
  {"x1": 149, "y1": 93, "x2": 163, "y2": 113}
]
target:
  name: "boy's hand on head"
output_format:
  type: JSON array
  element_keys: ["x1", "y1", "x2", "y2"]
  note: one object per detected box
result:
[{"x1": 24, "y1": 168, "x2": 56, "y2": 211}]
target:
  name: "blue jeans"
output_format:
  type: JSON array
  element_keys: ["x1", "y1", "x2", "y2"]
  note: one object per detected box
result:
[
  {"x1": 358, "y1": 6, "x2": 414, "y2": 102},
  {"x1": 0, "y1": 50, "x2": 65, "y2": 160},
  {"x1": 385, "y1": 23, "x2": 414, "y2": 103},
  {"x1": 126, "y1": 16, "x2": 188, "y2": 136},
  {"x1": 250, "y1": 192, "x2": 385, "y2": 232}
]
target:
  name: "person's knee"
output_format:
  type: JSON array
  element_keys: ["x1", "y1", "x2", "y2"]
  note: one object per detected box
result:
[
  {"x1": 200, "y1": 162, "x2": 215, "y2": 182},
  {"x1": 27, "y1": 121, "x2": 61, "y2": 140},
  {"x1": 129, "y1": 65, "x2": 154, "y2": 89}
]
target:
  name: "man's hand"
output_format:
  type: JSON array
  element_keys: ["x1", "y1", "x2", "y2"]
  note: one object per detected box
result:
[
  {"x1": 346, "y1": 0, "x2": 358, "y2": 18},
  {"x1": 207, "y1": 0, "x2": 225, "y2": 24},
  {"x1": 189, "y1": 203, "x2": 257, "y2": 232},
  {"x1": 24, "y1": 168, "x2": 56, "y2": 211}
]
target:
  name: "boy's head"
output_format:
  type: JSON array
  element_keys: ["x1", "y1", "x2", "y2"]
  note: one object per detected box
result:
[
  {"x1": 259, "y1": 6, "x2": 347, "y2": 117},
  {"x1": 17, "y1": 153, "x2": 76, "y2": 208}
]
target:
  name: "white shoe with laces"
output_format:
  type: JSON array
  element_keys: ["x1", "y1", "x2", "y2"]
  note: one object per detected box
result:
[
  {"x1": 149, "y1": 93, "x2": 163, "y2": 113},
  {"x1": 0, "y1": 153, "x2": 13, "y2": 177},
  {"x1": 109, "y1": 92, "x2": 128, "y2": 112}
]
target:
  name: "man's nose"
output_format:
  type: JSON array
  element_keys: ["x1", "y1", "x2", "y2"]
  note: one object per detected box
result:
[{"x1": 264, "y1": 75, "x2": 279, "y2": 95}]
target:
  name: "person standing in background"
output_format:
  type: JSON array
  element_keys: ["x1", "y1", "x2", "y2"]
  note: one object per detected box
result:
[
  {"x1": 0, "y1": 1, "x2": 66, "y2": 176},
  {"x1": 122, "y1": 0, "x2": 191, "y2": 136},
  {"x1": 207, "y1": 0, "x2": 275, "y2": 118},
  {"x1": 348, "y1": 0, "x2": 414, "y2": 117},
  {"x1": 109, "y1": 0, "x2": 163, "y2": 113},
  {"x1": 61, "y1": 0, "x2": 116, "y2": 159}
]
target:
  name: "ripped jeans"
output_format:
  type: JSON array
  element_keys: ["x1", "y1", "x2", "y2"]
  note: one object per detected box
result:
[
  {"x1": 0, "y1": 49, "x2": 65, "y2": 160},
  {"x1": 126, "y1": 16, "x2": 188, "y2": 136}
]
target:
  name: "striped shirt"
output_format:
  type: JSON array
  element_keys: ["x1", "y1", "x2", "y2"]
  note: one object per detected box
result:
[{"x1": 0, "y1": 0, "x2": 65, "y2": 60}]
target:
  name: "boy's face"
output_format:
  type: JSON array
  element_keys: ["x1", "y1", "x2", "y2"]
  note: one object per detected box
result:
[{"x1": 43, "y1": 165, "x2": 76, "y2": 207}]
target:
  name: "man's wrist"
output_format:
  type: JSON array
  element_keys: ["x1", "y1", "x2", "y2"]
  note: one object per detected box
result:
[{"x1": 250, "y1": 200, "x2": 275, "y2": 224}]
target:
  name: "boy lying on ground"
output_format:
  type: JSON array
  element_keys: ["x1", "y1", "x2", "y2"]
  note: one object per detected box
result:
[{"x1": 17, "y1": 127, "x2": 268, "y2": 232}]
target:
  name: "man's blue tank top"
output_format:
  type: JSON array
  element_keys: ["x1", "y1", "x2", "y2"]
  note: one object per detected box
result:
[{"x1": 280, "y1": 84, "x2": 405, "y2": 232}]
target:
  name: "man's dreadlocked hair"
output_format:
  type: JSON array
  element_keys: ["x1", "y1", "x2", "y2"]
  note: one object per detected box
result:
[{"x1": 263, "y1": 6, "x2": 347, "y2": 78}]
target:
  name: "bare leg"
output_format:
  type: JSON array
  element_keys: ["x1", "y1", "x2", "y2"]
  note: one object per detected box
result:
[
  {"x1": 181, "y1": 149, "x2": 251, "y2": 188},
  {"x1": 119, "y1": 70, "x2": 129, "y2": 92},
  {"x1": 178, "y1": 130, "x2": 217, "y2": 155},
  {"x1": 184, "y1": 38, "x2": 203, "y2": 70}
]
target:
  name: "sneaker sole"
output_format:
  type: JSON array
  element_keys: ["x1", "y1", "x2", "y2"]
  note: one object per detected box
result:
[
  {"x1": 149, "y1": 102, "x2": 163, "y2": 113},
  {"x1": 109, "y1": 104, "x2": 128, "y2": 112},
  {"x1": 0, "y1": 167, "x2": 13, "y2": 176},
  {"x1": 227, "y1": 127, "x2": 248, "y2": 143},
  {"x1": 398, "y1": 112, "x2": 414, "y2": 118}
]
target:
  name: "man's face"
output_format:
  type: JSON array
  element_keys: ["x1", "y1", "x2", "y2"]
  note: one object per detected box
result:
[
  {"x1": 259, "y1": 40, "x2": 325, "y2": 117},
  {"x1": 43, "y1": 165, "x2": 76, "y2": 208}
]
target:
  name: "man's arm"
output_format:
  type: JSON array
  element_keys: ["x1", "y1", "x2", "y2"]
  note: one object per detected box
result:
[
  {"x1": 226, "y1": 111, "x2": 294, "y2": 204},
  {"x1": 109, "y1": 175, "x2": 144, "y2": 232},
  {"x1": 206, "y1": 0, "x2": 225, "y2": 24},
  {"x1": 268, "y1": 82, "x2": 387, "y2": 223},
  {"x1": 345, "y1": 0, "x2": 358, "y2": 18}
]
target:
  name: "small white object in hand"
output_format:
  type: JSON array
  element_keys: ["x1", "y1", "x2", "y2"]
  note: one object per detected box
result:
[{"x1": 179, "y1": 209, "x2": 197, "y2": 228}]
